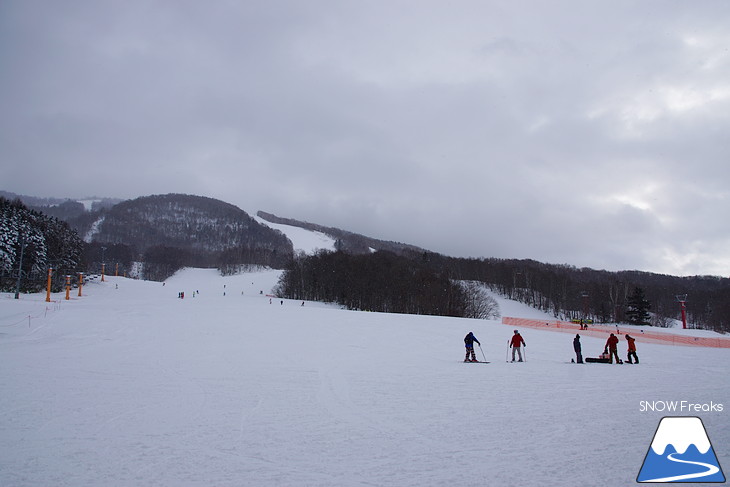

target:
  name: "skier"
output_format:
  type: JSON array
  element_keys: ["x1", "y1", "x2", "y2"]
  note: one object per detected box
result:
[
  {"x1": 626, "y1": 334, "x2": 639, "y2": 364},
  {"x1": 573, "y1": 334, "x2": 583, "y2": 363},
  {"x1": 464, "y1": 332, "x2": 481, "y2": 362},
  {"x1": 604, "y1": 333, "x2": 620, "y2": 364},
  {"x1": 510, "y1": 330, "x2": 526, "y2": 362}
]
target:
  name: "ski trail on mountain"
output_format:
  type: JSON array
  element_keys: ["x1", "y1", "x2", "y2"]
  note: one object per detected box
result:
[{"x1": 641, "y1": 452, "x2": 720, "y2": 482}]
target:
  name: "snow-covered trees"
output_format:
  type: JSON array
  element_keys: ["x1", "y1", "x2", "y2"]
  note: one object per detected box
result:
[{"x1": 0, "y1": 197, "x2": 83, "y2": 292}]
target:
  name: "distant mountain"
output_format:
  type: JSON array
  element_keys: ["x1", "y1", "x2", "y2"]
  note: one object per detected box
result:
[
  {"x1": 1, "y1": 192, "x2": 296, "y2": 278},
  {"x1": 0, "y1": 191, "x2": 123, "y2": 221},
  {"x1": 82, "y1": 194, "x2": 294, "y2": 270},
  {"x1": 257, "y1": 211, "x2": 428, "y2": 257},
  {"x1": 4, "y1": 191, "x2": 729, "y2": 331}
]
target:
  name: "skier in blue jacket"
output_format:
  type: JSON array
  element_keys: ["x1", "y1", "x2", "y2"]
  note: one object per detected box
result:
[{"x1": 464, "y1": 332, "x2": 481, "y2": 362}]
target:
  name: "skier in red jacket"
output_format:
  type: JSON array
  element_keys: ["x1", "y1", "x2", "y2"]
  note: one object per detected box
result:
[
  {"x1": 510, "y1": 330, "x2": 526, "y2": 362},
  {"x1": 605, "y1": 333, "x2": 620, "y2": 364},
  {"x1": 626, "y1": 334, "x2": 639, "y2": 364}
]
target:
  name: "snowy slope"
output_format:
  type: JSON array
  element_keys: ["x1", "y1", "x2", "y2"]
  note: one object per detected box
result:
[
  {"x1": 253, "y1": 215, "x2": 336, "y2": 254},
  {"x1": 1, "y1": 269, "x2": 728, "y2": 487}
]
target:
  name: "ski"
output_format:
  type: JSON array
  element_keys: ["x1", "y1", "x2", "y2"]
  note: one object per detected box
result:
[{"x1": 462, "y1": 361, "x2": 490, "y2": 364}]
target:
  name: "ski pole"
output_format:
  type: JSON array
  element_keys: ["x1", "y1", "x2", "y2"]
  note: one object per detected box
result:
[
  {"x1": 478, "y1": 344, "x2": 487, "y2": 363},
  {"x1": 506, "y1": 340, "x2": 510, "y2": 362}
]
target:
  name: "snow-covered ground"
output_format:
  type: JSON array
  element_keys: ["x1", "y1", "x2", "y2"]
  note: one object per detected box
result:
[
  {"x1": 254, "y1": 215, "x2": 336, "y2": 255},
  {"x1": 1, "y1": 267, "x2": 728, "y2": 487}
]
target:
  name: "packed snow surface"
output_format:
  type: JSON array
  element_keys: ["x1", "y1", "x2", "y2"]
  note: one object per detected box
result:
[
  {"x1": 254, "y1": 216, "x2": 336, "y2": 254},
  {"x1": 1, "y1": 269, "x2": 728, "y2": 487}
]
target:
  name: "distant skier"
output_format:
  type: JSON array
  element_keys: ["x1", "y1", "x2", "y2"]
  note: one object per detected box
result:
[
  {"x1": 510, "y1": 330, "x2": 526, "y2": 362},
  {"x1": 626, "y1": 334, "x2": 639, "y2": 364},
  {"x1": 464, "y1": 332, "x2": 481, "y2": 362},
  {"x1": 573, "y1": 334, "x2": 583, "y2": 363},
  {"x1": 604, "y1": 333, "x2": 620, "y2": 364}
]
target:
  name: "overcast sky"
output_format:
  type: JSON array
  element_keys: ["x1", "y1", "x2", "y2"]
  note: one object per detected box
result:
[{"x1": 1, "y1": 1, "x2": 729, "y2": 277}]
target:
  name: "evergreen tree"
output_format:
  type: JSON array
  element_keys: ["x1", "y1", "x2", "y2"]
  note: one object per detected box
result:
[
  {"x1": 1, "y1": 197, "x2": 83, "y2": 292},
  {"x1": 626, "y1": 286, "x2": 651, "y2": 326}
]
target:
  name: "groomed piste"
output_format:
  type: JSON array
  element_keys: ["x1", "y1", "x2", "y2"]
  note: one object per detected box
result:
[{"x1": 1, "y1": 268, "x2": 728, "y2": 487}]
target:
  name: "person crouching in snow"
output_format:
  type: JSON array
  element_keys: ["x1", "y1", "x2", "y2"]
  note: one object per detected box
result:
[
  {"x1": 626, "y1": 334, "x2": 639, "y2": 364},
  {"x1": 464, "y1": 332, "x2": 480, "y2": 362},
  {"x1": 510, "y1": 330, "x2": 526, "y2": 362},
  {"x1": 605, "y1": 333, "x2": 620, "y2": 364}
]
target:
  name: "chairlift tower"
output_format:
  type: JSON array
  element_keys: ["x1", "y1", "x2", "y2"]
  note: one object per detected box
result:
[
  {"x1": 676, "y1": 294, "x2": 688, "y2": 329},
  {"x1": 101, "y1": 246, "x2": 107, "y2": 282}
]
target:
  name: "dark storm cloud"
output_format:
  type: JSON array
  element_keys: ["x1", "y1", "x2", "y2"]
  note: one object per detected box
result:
[{"x1": 1, "y1": 0, "x2": 729, "y2": 276}]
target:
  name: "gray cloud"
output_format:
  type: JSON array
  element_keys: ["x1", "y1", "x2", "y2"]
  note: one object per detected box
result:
[{"x1": 1, "y1": 0, "x2": 729, "y2": 276}]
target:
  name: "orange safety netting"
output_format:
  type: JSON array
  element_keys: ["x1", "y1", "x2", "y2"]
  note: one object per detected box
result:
[{"x1": 502, "y1": 317, "x2": 730, "y2": 348}]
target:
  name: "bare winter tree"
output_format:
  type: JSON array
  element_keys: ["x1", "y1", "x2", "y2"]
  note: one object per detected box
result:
[
  {"x1": 461, "y1": 281, "x2": 501, "y2": 320},
  {"x1": 651, "y1": 313, "x2": 675, "y2": 328}
]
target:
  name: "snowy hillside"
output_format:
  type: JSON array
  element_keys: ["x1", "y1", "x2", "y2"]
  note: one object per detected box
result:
[
  {"x1": 1, "y1": 268, "x2": 728, "y2": 487},
  {"x1": 253, "y1": 215, "x2": 336, "y2": 254}
]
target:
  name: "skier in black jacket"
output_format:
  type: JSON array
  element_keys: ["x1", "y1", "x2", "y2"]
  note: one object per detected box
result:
[{"x1": 464, "y1": 332, "x2": 481, "y2": 362}]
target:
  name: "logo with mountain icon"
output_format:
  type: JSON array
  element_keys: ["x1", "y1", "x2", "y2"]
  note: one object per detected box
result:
[{"x1": 637, "y1": 416, "x2": 725, "y2": 483}]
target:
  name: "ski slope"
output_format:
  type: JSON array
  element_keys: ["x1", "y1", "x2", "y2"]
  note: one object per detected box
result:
[
  {"x1": 253, "y1": 215, "x2": 337, "y2": 255},
  {"x1": 1, "y1": 268, "x2": 728, "y2": 487}
]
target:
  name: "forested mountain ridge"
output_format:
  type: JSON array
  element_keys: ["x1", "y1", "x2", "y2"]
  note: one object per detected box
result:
[
  {"x1": 1, "y1": 193, "x2": 295, "y2": 283},
  {"x1": 2, "y1": 190, "x2": 728, "y2": 331},
  {"x1": 257, "y1": 211, "x2": 427, "y2": 256},
  {"x1": 0, "y1": 191, "x2": 122, "y2": 220},
  {"x1": 79, "y1": 194, "x2": 294, "y2": 278},
  {"x1": 89, "y1": 194, "x2": 290, "y2": 254}
]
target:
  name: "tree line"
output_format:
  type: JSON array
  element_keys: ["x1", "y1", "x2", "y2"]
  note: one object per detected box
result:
[
  {"x1": 276, "y1": 250, "x2": 497, "y2": 319},
  {"x1": 0, "y1": 197, "x2": 83, "y2": 292},
  {"x1": 417, "y1": 254, "x2": 729, "y2": 332},
  {"x1": 276, "y1": 250, "x2": 729, "y2": 332},
  {"x1": 83, "y1": 241, "x2": 289, "y2": 282}
]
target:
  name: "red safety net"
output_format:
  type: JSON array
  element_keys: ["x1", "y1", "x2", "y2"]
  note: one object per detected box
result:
[{"x1": 502, "y1": 317, "x2": 730, "y2": 348}]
